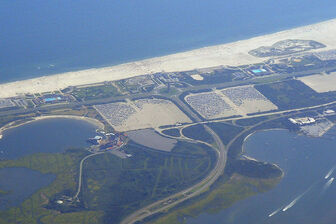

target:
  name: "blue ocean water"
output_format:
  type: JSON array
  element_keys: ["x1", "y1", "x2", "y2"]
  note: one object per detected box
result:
[{"x1": 1, "y1": 0, "x2": 336, "y2": 83}]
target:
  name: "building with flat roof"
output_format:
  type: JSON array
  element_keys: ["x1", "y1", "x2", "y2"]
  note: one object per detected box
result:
[
  {"x1": 44, "y1": 97, "x2": 62, "y2": 103},
  {"x1": 289, "y1": 117, "x2": 316, "y2": 125}
]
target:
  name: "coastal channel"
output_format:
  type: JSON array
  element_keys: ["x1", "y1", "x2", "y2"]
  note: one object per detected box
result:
[{"x1": 187, "y1": 127, "x2": 336, "y2": 224}]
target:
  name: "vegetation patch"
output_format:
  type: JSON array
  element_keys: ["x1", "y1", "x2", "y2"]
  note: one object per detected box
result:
[
  {"x1": 80, "y1": 141, "x2": 216, "y2": 224},
  {"x1": 0, "y1": 148, "x2": 103, "y2": 224},
  {"x1": 234, "y1": 116, "x2": 269, "y2": 126},
  {"x1": 72, "y1": 85, "x2": 121, "y2": 101},
  {"x1": 182, "y1": 124, "x2": 214, "y2": 144},
  {"x1": 146, "y1": 173, "x2": 281, "y2": 224},
  {"x1": 161, "y1": 128, "x2": 181, "y2": 137},
  {"x1": 207, "y1": 122, "x2": 244, "y2": 145},
  {"x1": 255, "y1": 80, "x2": 336, "y2": 110},
  {"x1": 231, "y1": 159, "x2": 283, "y2": 179}
]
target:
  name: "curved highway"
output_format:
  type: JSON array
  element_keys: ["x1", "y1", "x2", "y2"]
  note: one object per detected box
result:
[
  {"x1": 121, "y1": 124, "x2": 227, "y2": 224},
  {"x1": 120, "y1": 99, "x2": 334, "y2": 223}
]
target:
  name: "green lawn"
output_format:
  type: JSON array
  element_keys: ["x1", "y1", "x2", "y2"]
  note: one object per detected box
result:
[
  {"x1": 0, "y1": 149, "x2": 103, "y2": 224},
  {"x1": 72, "y1": 85, "x2": 121, "y2": 101},
  {"x1": 82, "y1": 141, "x2": 216, "y2": 224},
  {"x1": 0, "y1": 140, "x2": 216, "y2": 224},
  {"x1": 181, "y1": 124, "x2": 214, "y2": 144}
]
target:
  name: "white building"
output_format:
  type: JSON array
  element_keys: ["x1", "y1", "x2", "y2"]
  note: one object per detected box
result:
[{"x1": 289, "y1": 117, "x2": 316, "y2": 125}]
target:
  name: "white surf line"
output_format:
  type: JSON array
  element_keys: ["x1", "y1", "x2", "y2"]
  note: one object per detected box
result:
[
  {"x1": 268, "y1": 208, "x2": 282, "y2": 217},
  {"x1": 323, "y1": 177, "x2": 335, "y2": 191},
  {"x1": 282, "y1": 196, "x2": 301, "y2": 212},
  {"x1": 325, "y1": 166, "x2": 336, "y2": 179},
  {"x1": 282, "y1": 184, "x2": 315, "y2": 212}
]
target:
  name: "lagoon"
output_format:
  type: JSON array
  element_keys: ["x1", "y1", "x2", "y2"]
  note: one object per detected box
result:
[
  {"x1": 0, "y1": 118, "x2": 98, "y2": 160},
  {"x1": 0, "y1": 118, "x2": 98, "y2": 210},
  {"x1": 187, "y1": 128, "x2": 336, "y2": 224},
  {"x1": 0, "y1": 167, "x2": 55, "y2": 210}
]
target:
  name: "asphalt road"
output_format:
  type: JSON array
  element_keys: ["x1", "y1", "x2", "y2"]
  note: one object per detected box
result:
[
  {"x1": 121, "y1": 99, "x2": 336, "y2": 224},
  {"x1": 74, "y1": 152, "x2": 105, "y2": 199},
  {"x1": 120, "y1": 124, "x2": 226, "y2": 224},
  {"x1": 0, "y1": 64, "x2": 334, "y2": 223}
]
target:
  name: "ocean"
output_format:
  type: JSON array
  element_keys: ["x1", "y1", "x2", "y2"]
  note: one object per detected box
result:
[{"x1": 1, "y1": 0, "x2": 336, "y2": 83}]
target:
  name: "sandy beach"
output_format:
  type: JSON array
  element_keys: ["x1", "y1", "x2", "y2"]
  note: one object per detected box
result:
[
  {"x1": 0, "y1": 115, "x2": 104, "y2": 137},
  {"x1": 1, "y1": 18, "x2": 336, "y2": 98}
]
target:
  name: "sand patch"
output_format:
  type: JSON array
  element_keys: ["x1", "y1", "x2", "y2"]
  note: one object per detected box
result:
[
  {"x1": 190, "y1": 74, "x2": 204, "y2": 80},
  {"x1": 298, "y1": 72, "x2": 336, "y2": 93}
]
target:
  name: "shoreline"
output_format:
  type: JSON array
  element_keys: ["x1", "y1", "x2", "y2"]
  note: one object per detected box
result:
[
  {"x1": 241, "y1": 128, "x2": 288, "y2": 178},
  {"x1": 242, "y1": 128, "x2": 287, "y2": 146},
  {"x1": 1, "y1": 18, "x2": 336, "y2": 98},
  {"x1": 1, "y1": 15, "x2": 330, "y2": 85},
  {"x1": 0, "y1": 115, "x2": 105, "y2": 138}
]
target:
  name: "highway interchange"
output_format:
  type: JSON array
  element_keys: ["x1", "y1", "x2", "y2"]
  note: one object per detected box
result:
[{"x1": 0, "y1": 61, "x2": 335, "y2": 224}]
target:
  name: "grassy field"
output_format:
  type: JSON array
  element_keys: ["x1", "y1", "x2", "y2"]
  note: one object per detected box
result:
[
  {"x1": 0, "y1": 112, "x2": 38, "y2": 129},
  {"x1": 0, "y1": 110, "x2": 289, "y2": 224},
  {"x1": 0, "y1": 148, "x2": 104, "y2": 224},
  {"x1": 255, "y1": 80, "x2": 336, "y2": 110},
  {"x1": 234, "y1": 116, "x2": 270, "y2": 126},
  {"x1": 181, "y1": 124, "x2": 214, "y2": 144},
  {"x1": 81, "y1": 141, "x2": 216, "y2": 224},
  {"x1": 207, "y1": 122, "x2": 244, "y2": 145},
  {"x1": 71, "y1": 85, "x2": 121, "y2": 101},
  {"x1": 146, "y1": 173, "x2": 281, "y2": 224},
  {"x1": 158, "y1": 87, "x2": 179, "y2": 96},
  {"x1": 161, "y1": 128, "x2": 181, "y2": 137},
  {"x1": 0, "y1": 139, "x2": 216, "y2": 224}
]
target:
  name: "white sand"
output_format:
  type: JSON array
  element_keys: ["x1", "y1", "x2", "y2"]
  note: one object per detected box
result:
[
  {"x1": 120, "y1": 103, "x2": 190, "y2": 131},
  {"x1": 298, "y1": 72, "x2": 336, "y2": 93},
  {"x1": 1, "y1": 18, "x2": 336, "y2": 98},
  {"x1": 191, "y1": 74, "x2": 204, "y2": 80},
  {"x1": 238, "y1": 100, "x2": 277, "y2": 114}
]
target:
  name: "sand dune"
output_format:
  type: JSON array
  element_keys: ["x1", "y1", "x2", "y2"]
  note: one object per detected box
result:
[{"x1": 1, "y1": 18, "x2": 336, "y2": 98}]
